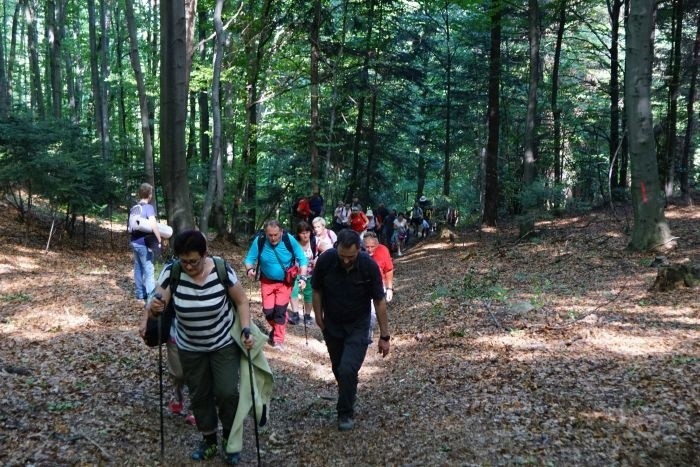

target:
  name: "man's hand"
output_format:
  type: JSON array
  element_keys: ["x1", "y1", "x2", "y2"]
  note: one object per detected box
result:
[
  {"x1": 385, "y1": 288, "x2": 393, "y2": 302},
  {"x1": 378, "y1": 339, "x2": 390, "y2": 357}
]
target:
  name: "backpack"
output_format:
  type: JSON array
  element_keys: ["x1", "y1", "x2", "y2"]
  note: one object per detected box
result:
[{"x1": 143, "y1": 256, "x2": 232, "y2": 347}]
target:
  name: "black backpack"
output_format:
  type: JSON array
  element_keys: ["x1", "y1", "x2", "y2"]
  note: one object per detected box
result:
[{"x1": 143, "y1": 256, "x2": 231, "y2": 347}]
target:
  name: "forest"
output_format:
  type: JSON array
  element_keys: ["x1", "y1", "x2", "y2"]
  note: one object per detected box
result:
[
  {"x1": 0, "y1": 0, "x2": 699, "y2": 465},
  {"x1": 0, "y1": 0, "x2": 697, "y2": 248}
]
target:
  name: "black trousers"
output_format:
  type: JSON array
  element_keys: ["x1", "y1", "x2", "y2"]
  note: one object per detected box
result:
[{"x1": 322, "y1": 316, "x2": 370, "y2": 418}]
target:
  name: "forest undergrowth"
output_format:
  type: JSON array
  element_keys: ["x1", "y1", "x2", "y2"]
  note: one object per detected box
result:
[{"x1": 0, "y1": 200, "x2": 698, "y2": 466}]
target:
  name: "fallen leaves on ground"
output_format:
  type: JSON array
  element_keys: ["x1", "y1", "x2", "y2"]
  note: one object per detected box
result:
[{"x1": 0, "y1": 201, "x2": 698, "y2": 466}]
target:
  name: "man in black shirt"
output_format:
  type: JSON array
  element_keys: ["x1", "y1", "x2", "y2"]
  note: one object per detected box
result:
[{"x1": 312, "y1": 229, "x2": 391, "y2": 431}]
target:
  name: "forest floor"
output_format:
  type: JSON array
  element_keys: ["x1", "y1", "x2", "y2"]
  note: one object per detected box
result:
[{"x1": 0, "y1": 199, "x2": 698, "y2": 466}]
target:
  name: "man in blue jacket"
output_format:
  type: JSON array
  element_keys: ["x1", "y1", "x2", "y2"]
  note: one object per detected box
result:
[{"x1": 244, "y1": 220, "x2": 308, "y2": 349}]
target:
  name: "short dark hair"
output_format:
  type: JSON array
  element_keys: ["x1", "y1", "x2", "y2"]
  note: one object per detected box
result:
[
  {"x1": 173, "y1": 229, "x2": 207, "y2": 256},
  {"x1": 336, "y1": 229, "x2": 361, "y2": 249},
  {"x1": 296, "y1": 220, "x2": 313, "y2": 234}
]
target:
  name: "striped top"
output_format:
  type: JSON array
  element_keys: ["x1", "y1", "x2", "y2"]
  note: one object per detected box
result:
[{"x1": 157, "y1": 261, "x2": 238, "y2": 352}]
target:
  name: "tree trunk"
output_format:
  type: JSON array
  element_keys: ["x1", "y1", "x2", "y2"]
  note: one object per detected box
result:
[
  {"x1": 25, "y1": 0, "x2": 44, "y2": 119},
  {"x1": 7, "y1": 2, "x2": 21, "y2": 112},
  {"x1": 309, "y1": 0, "x2": 321, "y2": 189},
  {"x1": 0, "y1": 3, "x2": 9, "y2": 118},
  {"x1": 680, "y1": 13, "x2": 700, "y2": 204},
  {"x1": 625, "y1": 0, "x2": 673, "y2": 251},
  {"x1": 662, "y1": 0, "x2": 682, "y2": 197},
  {"x1": 348, "y1": 0, "x2": 374, "y2": 200},
  {"x1": 198, "y1": 8, "x2": 210, "y2": 165},
  {"x1": 98, "y1": 0, "x2": 111, "y2": 159},
  {"x1": 551, "y1": 0, "x2": 565, "y2": 184},
  {"x1": 87, "y1": 0, "x2": 103, "y2": 147},
  {"x1": 483, "y1": 0, "x2": 501, "y2": 227},
  {"x1": 46, "y1": 0, "x2": 65, "y2": 119},
  {"x1": 200, "y1": 0, "x2": 225, "y2": 236},
  {"x1": 125, "y1": 0, "x2": 156, "y2": 186},
  {"x1": 442, "y1": 0, "x2": 452, "y2": 197},
  {"x1": 608, "y1": 0, "x2": 623, "y2": 193},
  {"x1": 523, "y1": 0, "x2": 539, "y2": 186},
  {"x1": 160, "y1": 0, "x2": 195, "y2": 232}
]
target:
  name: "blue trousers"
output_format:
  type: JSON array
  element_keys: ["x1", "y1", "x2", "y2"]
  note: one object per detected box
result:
[{"x1": 131, "y1": 242, "x2": 154, "y2": 300}]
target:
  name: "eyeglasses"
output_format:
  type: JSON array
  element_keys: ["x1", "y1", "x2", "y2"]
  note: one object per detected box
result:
[{"x1": 179, "y1": 256, "x2": 203, "y2": 266}]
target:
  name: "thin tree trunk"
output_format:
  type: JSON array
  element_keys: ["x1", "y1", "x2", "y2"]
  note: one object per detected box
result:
[
  {"x1": 7, "y1": 2, "x2": 22, "y2": 112},
  {"x1": 626, "y1": 0, "x2": 673, "y2": 251},
  {"x1": 523, "y1": 0, "x2": 539, "y2": 186},
  {"x1": 348, "y1": 0, "x2": 375, "y2": 200},
  {"x1": 25, "y1": 0, "x2": 44, "y2": 119},
  {"x1": 98, "y1": 0, "x2": 111, "y2": 159},
  {"x1": 442, "y1": 0, "x2": 452, "y2": 197},
  {"x1": 198, "y1": 9, "x2": 210, "y2": 165},
  {"x1": 201, "y1": 0, "x2": 225, "y2": 236},
  {"x1": 680, "y1": 13, "x2": 700, "y2": 204},
  {"x1": 662, "y1": 0, "x2": 682, "y2": 197},
  {"x1": 310, "y1": 0, "x2": 321, "y2": 189},
  {"x1": 608, "y1": 0, "x2": 623, "y2": 192},
  {"x1": 0, "y1": 2, "x2": 10, "y2": 118},
  {"x1": 551, "y1": 0, "x2": 565, "y2": 184},
  {"x1": 125, "y1": 0, "x2": 156, "y2": 186},
  {"x1": 483, "y1": 0, "x2": 501, "y2": 227}
]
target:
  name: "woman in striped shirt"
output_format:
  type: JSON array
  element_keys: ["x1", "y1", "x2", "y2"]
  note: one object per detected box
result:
[{"x1": 146, "y1": 230, "x2": 253, "y2": 463}]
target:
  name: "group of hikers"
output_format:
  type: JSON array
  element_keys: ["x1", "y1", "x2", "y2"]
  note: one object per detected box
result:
[
  {"x1": 295, "y1": 192, "x2": 436, "y2": 258},
  {"x1": 129, "y1": 184, "x2": 395, "y2": 464}
]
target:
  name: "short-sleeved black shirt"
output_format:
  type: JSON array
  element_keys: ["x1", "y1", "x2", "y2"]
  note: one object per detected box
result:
[{"x1": 312, "y1": 249, "x2": 385, "y2": 324}]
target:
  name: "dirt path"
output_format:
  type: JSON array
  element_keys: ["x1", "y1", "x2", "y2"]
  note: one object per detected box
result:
[{"x1": 0, "y1": 203, "x2": 698, "y2": 466}]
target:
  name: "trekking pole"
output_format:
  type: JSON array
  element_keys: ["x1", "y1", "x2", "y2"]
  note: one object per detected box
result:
[
  {"x1": 301, "y1": 292, "x2": 308, "y2": 346},
  {"x1": 243, "y1": 327, "x2": 261, "y2": 466},
  {"x1": 154, "y1": 293, "x2": 165, "y2": 460}
]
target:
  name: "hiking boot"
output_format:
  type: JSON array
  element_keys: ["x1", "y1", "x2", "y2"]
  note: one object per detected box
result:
[
  {"x1": 191, "y1": 440, "x2": 218, "y2": 461},
  {"x1": 167, "y1": 398, "x2": 183, "y2": 415},
  {"x1": 288, "y1": 312, "x2": 300, "y2": 325},
  {"x1": 338, "y1": 416, "x2": 354, "y2": 431},
  {"x1": 303, "y1": 314, "x2": 314, "y2": 326},
  {"x1": 224, "y1": 451, "x2": 241, "y2": 465}
]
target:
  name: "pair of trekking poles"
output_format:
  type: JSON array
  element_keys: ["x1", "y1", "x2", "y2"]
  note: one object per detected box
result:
[{"x1": 154, "y1": 289, "x2": 262, "y2": 466}]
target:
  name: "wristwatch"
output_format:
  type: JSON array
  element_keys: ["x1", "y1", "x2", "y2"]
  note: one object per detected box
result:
[{"x1": 380, "y1": 335, "x2": 391, "y2": 342}]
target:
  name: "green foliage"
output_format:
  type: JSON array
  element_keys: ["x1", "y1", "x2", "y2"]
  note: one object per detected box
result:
[{"x1": 0, "y1": 118, "x2": 118, "y2": 217}]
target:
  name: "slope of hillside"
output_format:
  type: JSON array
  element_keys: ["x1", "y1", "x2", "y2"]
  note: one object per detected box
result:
[{"x1": 0, "y1": 200, "x2": 698, "y2": 466}]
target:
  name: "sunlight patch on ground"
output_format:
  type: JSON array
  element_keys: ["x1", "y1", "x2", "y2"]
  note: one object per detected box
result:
[
  {"x1": 0, "y1": 306, "x2": 95, "y2": 340},
  {"x1": 477, "y1": 329, "x2": 688, "y2": 357}
]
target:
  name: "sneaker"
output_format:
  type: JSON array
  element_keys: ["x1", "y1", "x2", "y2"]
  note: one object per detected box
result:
[
  {"x1": 224, "y1": 451, "x2": 241, "y2": 465},
  {"x1": 168, "y1": 398, "x2": 183, "y2": 415},
  {"x1": 288, "y1": 312, "x2": 300, "y2": 325},
  {"x1": 338, "y1": 416, "x2": 354, "y2": 431},
  {"x1": 303, "y1": 314, "x2": 314, "y2": 326},
  {"x1": 184, "y1": 413, "x2": 196, "y2": 426},
  {"x1": 191, "y1": 441, "x2": 218, "y2": 461}
]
